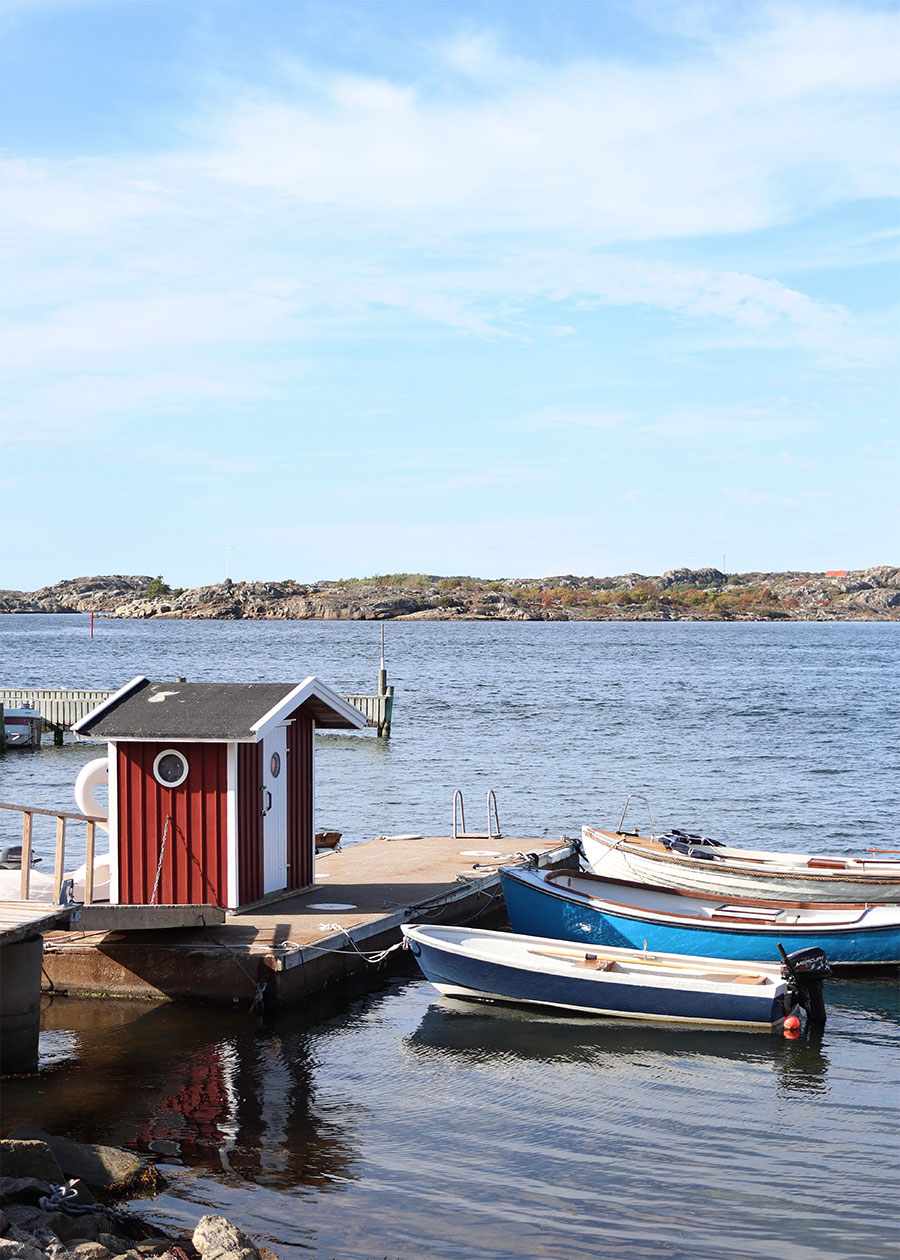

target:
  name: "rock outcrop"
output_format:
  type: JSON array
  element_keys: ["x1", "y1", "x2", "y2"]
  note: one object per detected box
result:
[
  {"x1": 0, "y1": 1130, "x2": 280, "y2": 1260},
  {"x1": 1, "y1": 568, "x2": 897, "y2": 622}
]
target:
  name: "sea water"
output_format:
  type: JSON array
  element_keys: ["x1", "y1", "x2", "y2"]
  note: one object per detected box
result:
[{"x1": 1, "y1": 616, "x2": 898, "y2": 1259}]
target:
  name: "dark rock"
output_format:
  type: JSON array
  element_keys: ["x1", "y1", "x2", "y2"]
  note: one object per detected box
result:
[
  {"x1": 0, "y1": 1179, "x2": 51, "y2": 1207},
  {"x1": 6, "y1": 1129, "x2": 144, "y2": 1193},
  {"x1": 0, "y1": 1236, "x2": 46, "y2": 1260},
  {"x1": 96, "y1": 1235, "x2": 130, "y2": 1255},
  {"x1": 0, "y1": 1143, "x2": 65, "y2": 1185},
  {"x1": 3, "y1": 1203, "x2": 47, "y2": 1231},
  {"x1": 57, "y1": 1214, "x2": 112, "y2": 1243}
]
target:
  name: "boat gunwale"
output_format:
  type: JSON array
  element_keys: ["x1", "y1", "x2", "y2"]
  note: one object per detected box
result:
[
  {"x1": 549, "y1": 863, "x2": 884, "y2": 912},
  {"x1": 504, "y1": 866, "x2": 898, "y2": 936},
  {"x1": 582, "y1": 826, "x2": 900, "y2": 883},
  {"x1": 402, "y1": 923, "x2": 786, "y2": 995}
]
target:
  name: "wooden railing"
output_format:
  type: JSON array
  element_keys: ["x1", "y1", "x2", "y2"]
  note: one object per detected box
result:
[
  {"x1": 0, "y1": 801, "x2": 106, "y2": 904},
  {"x1": 342, "y1": 686, "x2": 394, "y2": 736},
  {"x1": 0, "y1": 689, "x2": 117, "y2": 744}
]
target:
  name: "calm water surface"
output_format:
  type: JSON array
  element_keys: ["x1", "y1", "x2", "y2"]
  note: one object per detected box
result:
[{"x1": 1, "y1": 616, "x2": 898, "y2": 1259}]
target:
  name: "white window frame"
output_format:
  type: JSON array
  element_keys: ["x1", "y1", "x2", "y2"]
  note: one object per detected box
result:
[{"x1": 152, "y1": 747, "x2": 190, "y2": 789}]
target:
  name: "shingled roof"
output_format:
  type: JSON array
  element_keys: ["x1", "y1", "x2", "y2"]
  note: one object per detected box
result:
[{"x1": 73, "y1": 676, "x2": 367, "y2": 741}]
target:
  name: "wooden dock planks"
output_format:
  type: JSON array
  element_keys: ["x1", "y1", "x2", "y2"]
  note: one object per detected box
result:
[{"x1": 0, "y1": 901, "x2": 76, "y2": 946}]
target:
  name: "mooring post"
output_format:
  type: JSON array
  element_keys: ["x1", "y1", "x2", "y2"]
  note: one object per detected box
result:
[{"x1": 376, "y1": 625, "x2": 392, "y2": 737}]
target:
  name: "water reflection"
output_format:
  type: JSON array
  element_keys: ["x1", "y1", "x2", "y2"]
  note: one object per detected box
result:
[
  {"x1": 406, "y1": 975, "x2": 900, "y2": 1108},
  {"x1": 2, "y1": 995, "x2": 360, "y2": 1190},
  {"x1": 406, "y1": 996, "x2": 791, "y2": 1070},
  {"x1": 773, "y1": 1023, "x2": 830, "y2": 1097}
]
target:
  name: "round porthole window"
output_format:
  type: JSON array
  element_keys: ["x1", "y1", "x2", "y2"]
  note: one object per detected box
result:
[
  {"x1": 153, "y1": 749, "x2": 189, "y2": 788},
  {"x1": 270, "y1": 752, "x2": 281, "y2": 778}
]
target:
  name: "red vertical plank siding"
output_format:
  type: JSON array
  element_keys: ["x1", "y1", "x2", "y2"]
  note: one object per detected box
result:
[
  {"x1": 286, "y1": 712, "x2": 314, "y2": 891},
  {"x1": 237, "y1": 743, "x2": 264, "y2": 905},
  {"x1": 116, "y1": 743, "x2": 228, "y2": 905}
]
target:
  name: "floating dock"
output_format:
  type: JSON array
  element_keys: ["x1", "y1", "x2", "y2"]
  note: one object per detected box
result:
[{"x1": 40, "y1": 833, "x2": 575, "y2": 1008}]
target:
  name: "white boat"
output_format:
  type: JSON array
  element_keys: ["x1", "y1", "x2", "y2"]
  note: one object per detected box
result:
[
  {"x1": 580, "y1": 796, "x2": 900, "y2": 904},
  {"x1": 0, "y1": 853, "x2": 111, "y2": 904},
  {"x1": 402, "y1": 923, "x2": 830, "y2": 1030},
  {"x1": 3, "y1": 705, "x2": 43, "y2": 748}
]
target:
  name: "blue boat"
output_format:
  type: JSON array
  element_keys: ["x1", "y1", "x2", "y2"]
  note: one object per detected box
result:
[
  {"x1": 401, "y1": 923, "x2": 815, "y2": 1029},
  {"x1": 500, "y1": 865, "x2": 900, "y2": 969}
]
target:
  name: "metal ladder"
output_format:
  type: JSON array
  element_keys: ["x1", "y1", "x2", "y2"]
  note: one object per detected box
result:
[
  {"x1": 452, "y1": 789, "x2": 502, "y2": 840},
  {"x1": 616, "y1": 793, "x2": 655, "y2": 838}
]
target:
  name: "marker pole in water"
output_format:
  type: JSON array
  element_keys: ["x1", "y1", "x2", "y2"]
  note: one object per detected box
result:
[{"x1": 90, "y1": 612, "x2": 94, "y2": 638}]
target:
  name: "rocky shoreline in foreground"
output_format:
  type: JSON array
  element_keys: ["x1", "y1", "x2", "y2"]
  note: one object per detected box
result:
[
  {"x1": 1, "y1": 1128, "x2": 280, "y2": 1260},
  {"x1": 1, "y1": 567, "x2": 898, "y2": 622}
]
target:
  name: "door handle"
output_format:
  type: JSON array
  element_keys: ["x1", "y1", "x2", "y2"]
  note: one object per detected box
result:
[{"x1": 261, "y1": 787, "x2": 273, "y2": 815}]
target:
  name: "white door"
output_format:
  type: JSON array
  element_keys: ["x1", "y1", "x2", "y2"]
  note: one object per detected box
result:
[{"x1": 262, "y1": 724, "x2": 288, "y2": 894}]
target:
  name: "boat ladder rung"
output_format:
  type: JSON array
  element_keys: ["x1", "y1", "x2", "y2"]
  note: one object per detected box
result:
[{"x1": 452, "y1": 789, "x2": 502, "y2": 841}]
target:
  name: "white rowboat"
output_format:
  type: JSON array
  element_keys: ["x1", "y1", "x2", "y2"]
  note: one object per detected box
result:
[{"x1": 581, "y1": 825, "x2": 900, "y2": 904}]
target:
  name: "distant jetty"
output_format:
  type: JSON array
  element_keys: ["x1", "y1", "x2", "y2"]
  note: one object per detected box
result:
[{"x1": 1, "y1": 566, "x2": 898, "y2": 622}]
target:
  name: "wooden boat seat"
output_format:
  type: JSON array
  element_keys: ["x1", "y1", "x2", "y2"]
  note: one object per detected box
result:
[
  {"x1": 709, "y1": 905, "x2": 780, "y2": 922},
  {"x1": 701, "y1": 972, "x2": 768, "y2": 985},
  {"x1": 807, "y1": 857, "x2": 848, "y2": 869}
]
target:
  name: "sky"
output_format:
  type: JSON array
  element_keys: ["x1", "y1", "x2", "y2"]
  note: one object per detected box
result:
[{"x1": 1, "y1": 0, "x2": 898, "y2": 590}]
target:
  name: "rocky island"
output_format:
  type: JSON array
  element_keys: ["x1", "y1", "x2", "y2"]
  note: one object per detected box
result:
[{"x1": 1, "y1": 567, "x2": 897, "y2": 622}]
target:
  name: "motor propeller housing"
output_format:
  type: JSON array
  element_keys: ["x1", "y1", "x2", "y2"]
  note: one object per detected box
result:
[{"x1": 781, "y1": 945, "x2": 832, "y2": 1024}]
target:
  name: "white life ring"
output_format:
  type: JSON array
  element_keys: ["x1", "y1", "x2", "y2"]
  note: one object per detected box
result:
[{"x1": 74, "y1": 756, "x2": 110, "y2": 833}]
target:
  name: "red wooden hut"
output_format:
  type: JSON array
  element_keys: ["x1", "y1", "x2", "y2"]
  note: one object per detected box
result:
[{"x1": 73, "y1": 676, "x2": 366, "y2": 910}]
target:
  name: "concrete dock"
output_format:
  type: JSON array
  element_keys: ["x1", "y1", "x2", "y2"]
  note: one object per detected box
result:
[{"x1": 41, "y1": 833, "x2": 575, "y2": 1008}]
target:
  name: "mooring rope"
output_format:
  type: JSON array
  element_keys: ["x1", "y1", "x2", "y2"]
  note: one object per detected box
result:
[
  {"x1": 279, "y1": 927, "x2": 405, "y2": 965},
  {"x1": 150, "y1": 814, "x2": 172, "y2": 905}
]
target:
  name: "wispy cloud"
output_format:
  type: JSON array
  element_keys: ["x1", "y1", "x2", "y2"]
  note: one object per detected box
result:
[
  {"x1": 523, "y1": 407, "x2": 631, "y2": 432},
  {"x1": 644, "y1": 400, "x2": 811, "y2": 441},
  {"x1": 1, "y1": 1, "x2": 896, "y2": 588}
]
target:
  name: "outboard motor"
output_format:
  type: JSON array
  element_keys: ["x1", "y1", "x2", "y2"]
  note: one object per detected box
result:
[
  {"x1": 779, "y1": 944, "x2": 832, "y2": 1025},
  {"x1": 0, "y1": 844, "x2": 41, "y2": 870}
]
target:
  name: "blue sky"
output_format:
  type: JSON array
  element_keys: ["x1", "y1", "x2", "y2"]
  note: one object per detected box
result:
[{"x1": 2, "y1": 0, "x2": 897, "y2": 589}]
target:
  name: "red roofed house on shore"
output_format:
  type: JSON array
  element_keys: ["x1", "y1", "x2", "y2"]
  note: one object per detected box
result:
[
  {"x1": 826, "y1": 571, "x2": 849, "y2": 578},
  {"x1": 72, "y1": 676, "x2": 366, "y2": 911}
]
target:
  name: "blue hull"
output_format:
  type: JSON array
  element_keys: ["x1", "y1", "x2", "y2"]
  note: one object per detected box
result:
[
  {"x1": 501, "y1": 868, "x2": 900, "y2": 967},
  {"x1": 407, "y1": 935, "x2": 785, "y2": 1026}
]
